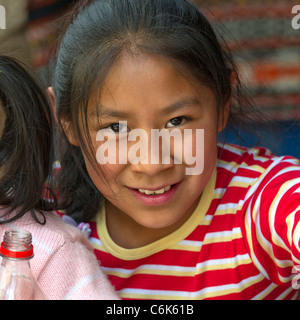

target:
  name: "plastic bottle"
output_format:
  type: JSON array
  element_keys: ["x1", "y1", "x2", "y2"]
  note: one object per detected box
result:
[{"x1": 0, "y1": 229, "x2": 46, "y2": 300}]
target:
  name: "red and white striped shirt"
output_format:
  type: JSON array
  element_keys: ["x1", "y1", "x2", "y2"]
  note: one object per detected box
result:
[{"x1": 90, "y1": 144, "x2": 300, "y2": 300}]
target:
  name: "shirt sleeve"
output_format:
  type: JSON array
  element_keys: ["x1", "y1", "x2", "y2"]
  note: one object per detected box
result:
[{"x1": 244, "y1": 157, "x2": 300, "y2": 285}]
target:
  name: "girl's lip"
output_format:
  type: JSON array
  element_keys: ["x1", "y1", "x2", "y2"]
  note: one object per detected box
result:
[
  {"x1": 131, "y1": 183, "x2": 174, "y2": 191},
  {"x1": 128, "y1": 182, "x2": 181, "y2": 206}
]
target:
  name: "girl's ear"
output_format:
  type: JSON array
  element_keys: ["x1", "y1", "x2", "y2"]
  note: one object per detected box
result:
[
  {"x1": 217, "y1": 98, "x2": 230, "y2": 133},
  {"x1": 217, "y1": 71, "x2": 235, "y2": 133},
  {"x1": 47, "y1": 87, "x2": 80, "y2": 147}
]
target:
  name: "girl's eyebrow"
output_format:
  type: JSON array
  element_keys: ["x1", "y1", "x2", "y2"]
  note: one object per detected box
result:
[
  {"x1": 91, "y1": 98, "x2": 201, "y2": 118},
  {"x1": 90, "y1": 106, "x2": 132, "y2": 118},
  {"x1": 161, "y1": 98, "x2": 201, "y2": 115}
]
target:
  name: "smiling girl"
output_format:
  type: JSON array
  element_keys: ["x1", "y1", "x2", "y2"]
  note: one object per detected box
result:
[{"x1": 51, "y1": 0, "x2": 300, "y2": 299}]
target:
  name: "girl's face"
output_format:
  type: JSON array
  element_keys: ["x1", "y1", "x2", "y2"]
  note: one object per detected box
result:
[{"x1": 72, "y1": 53, "x2": 229, "y2": 248}]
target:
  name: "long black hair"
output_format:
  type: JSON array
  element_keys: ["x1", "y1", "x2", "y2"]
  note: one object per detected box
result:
[
  {"x1": 0, "y1": 55, "x2": 56, "y2": 224},
  {"x1": 52, "y1": 0, "x2": 258, "y2": 222}
]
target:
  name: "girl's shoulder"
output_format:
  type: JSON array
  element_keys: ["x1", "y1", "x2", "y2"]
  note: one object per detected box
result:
[
  {"x1": 217, "y1": 143, "x2": 300, "y2": 197},
  {"x1": 0, "y1": 208, "x2": 93, "y2": 269},
  {"x1": 0, "y1": 207, "x2": 119, "y2": 300},
  {"x1": 0, "y1": 208, "x2": 90, "y2": 243},
  {"x1": 218, "y1": 143, "x2": 300, "y2": 171}
]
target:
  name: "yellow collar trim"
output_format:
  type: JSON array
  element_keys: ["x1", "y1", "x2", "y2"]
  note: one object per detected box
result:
[{"x1": 96, "y1": 169, "x2": 216, "y2": 260}]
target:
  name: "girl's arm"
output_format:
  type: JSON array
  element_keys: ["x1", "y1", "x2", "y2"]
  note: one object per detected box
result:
[{"x1": 244, "y1": 157, "x2": 300, "y2": 286}]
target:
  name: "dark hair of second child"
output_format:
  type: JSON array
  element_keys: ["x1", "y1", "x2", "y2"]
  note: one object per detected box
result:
[{"x1": 0, "y1": 56, "x2": 57, "y2": 224}]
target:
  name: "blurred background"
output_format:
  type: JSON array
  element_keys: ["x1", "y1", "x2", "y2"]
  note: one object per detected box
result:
[
  {"x1": 0, "y1": 0, "x2": 299, "y2": 157},
  {"x1": 197, "y1": 0, "x2": 300, "y2": 158}
]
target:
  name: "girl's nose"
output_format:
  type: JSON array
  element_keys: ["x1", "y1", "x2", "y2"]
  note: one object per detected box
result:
[
  {"x1": 130, "y1": 160, "x2": 174, "y2": 176},
  {"x1": 128, "y1": 130, "x2": 175, "y2": 176}
]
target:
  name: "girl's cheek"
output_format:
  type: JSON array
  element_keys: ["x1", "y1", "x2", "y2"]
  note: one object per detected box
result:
[{"x1": 168, "y1": 129, "x2": 206, "y2": 176}]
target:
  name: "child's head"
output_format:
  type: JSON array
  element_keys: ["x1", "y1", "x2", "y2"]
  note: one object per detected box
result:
[
  {"x1": 52, "y1": 0, "x2": 247, "y2": 226},
  {"x1": 54, "y1": 0, "x2": 234, "y2": 123},
  {"x1": 0, "y1": 56, "x2": 55, "y2": 224}
]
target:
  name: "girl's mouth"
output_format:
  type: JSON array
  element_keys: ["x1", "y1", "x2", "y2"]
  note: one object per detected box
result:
[
  {"x1": 137, "y1": 185, "x2": 171, "y2": 195},
  {"x1": 128, "y1": 182, "x2": 181, "y2": 206}
]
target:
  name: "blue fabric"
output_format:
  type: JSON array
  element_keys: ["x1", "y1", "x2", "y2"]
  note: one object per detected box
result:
[{"x1": 223, "y1": 121, "x2": 300, "y2": 159}]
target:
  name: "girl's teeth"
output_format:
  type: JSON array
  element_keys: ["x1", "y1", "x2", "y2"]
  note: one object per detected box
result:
[
  {"x1": 150, "y1": 188, "x2": 164, "y2": 195},
  {"x1": 138, "y1": 185, "x2": 171, "y2": 195}
]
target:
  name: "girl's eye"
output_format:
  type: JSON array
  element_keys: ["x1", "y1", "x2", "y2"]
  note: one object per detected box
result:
[
  {"x1": 109, "y1": 122, "x2": 129, "y2": 133},
  {"x1": 99, "y1": 122, "x2": 129, "y2": 133},
  {"x1": 165, "y1": 116, "x2": 188, "y2": 128}
]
